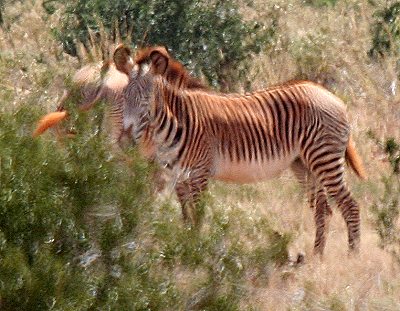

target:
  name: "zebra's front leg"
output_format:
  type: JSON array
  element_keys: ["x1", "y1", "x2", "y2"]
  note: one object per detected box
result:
[{"x1": 175, "y1": 170, "x2": 210, "y2": 227}]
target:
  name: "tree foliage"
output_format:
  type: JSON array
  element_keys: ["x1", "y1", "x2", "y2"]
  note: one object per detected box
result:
[
  {"x1": 0, "y1": 102, "x2": 171, "y2": 310},
  {"x1": 370, "y1": 2, "x2": 400, "y2": 58},
  {"x1": 44, "y1": 0, "x2": 277, "y2": 91},
  {"x1": 370, "y1": 136, "x2": 400, "y2": 263}
]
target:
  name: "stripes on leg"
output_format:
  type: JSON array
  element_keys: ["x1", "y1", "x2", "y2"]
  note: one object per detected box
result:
[
  {"x1": 175, "y1": 169, "x2": 209, "y2": 226},
  {"x1": 290, "y1": 158, "x2": 332, "y2": 255},
  {"x1": 313, "y1": 187, "x2": 332, "y2": 254},
  {"x1": 313, "y1": 158, "x2": 360, "y2": 252}
]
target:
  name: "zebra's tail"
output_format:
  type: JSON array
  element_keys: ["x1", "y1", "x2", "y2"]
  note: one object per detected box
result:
[{"x1": 345, "y1": 136, "x2": 367, "y2": 179}]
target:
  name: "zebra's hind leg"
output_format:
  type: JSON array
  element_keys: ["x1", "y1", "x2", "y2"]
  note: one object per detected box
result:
[
  {"x1": 313, "y1": 187, "x2": 332, "y2": 255},
  {"x1": 309, "y1": 158, "x2": 360, "y2": 253},
  {"x1": 291, "y1": 158, "x2": 333, "y2": 255}
]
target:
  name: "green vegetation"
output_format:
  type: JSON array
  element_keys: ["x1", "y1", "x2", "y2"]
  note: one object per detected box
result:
[
  {"x1": 0, "y1": 99, "x2": 163, "y2": 309},
  {"x1": 44, "y1": 0, "x2": 277, "y2": 91},
  {"x1": 371, "y1": 137, "x2": 400, "y2": 262},
  {"x1": 369, "y1": 2, "x2": 400, "y2": 78},
  {"x1": 370, "y1": 2, "x2": 400, "y2": 58},
  {"x1": 0, "y1": 101, "x2": 291, "y2": 309}
]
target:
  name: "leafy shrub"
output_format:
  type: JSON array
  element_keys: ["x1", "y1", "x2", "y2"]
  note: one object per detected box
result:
[
  {"x1": 370, "y1": 2, "x2": 400, "y2": 58},
  {"x1": 0, "y1": 100, "x2": 183, "y2": 310},
  {"x1": 44, "y1": 0, "x2": 278, "y2": 91},
  {"x1": 371, "y1": 137, "x2": 400, "y2": 261},
  {"x1": 0, "y1": 90, "x2": 292, "y2": 310}
]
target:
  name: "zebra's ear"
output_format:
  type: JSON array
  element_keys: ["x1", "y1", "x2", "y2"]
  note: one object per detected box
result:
[
  {"x1": 150, "y1": 48, "x2": 169, "y2": 75},
  {"x1": 113, "y1": 44, "x2": 134, "y2": 75}
]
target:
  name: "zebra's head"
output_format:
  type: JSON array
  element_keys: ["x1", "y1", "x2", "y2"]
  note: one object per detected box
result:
[
  {"x1": 111, "y1": 45, "x2": 206, "y2": 143},
  {"x1": 56, "y1": 54, "x2": 131, "y2": 113},
  {"x1": 34, "y1": 46, "x2": 133, "y2": 142},
  {"x1": 113, "y1": 45, "x2": 206, "y2": 90},
  {"x1": 35, "y1": 45, "x2": 134, "y2": 139}
]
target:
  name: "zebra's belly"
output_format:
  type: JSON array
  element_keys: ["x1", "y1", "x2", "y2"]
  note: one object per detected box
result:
[{"x1": 213, "y1": 154, "x2": 297, "y2": 184}]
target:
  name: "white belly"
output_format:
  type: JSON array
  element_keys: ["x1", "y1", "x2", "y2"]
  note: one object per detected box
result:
[{"x1": 213, "y1": 154, "x2": 297, "y2": 184}]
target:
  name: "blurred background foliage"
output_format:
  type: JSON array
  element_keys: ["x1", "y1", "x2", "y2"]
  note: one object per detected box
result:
[
  {"x1": 42, "y1": 0, "x2": 278, "y2": 91},
  {"x1": 370, "y1": 2, "x2": 400, "y2": 58}
]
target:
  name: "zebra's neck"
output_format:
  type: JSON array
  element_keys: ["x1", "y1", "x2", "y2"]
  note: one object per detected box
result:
[{"x1": 138, "y1": 78, "x2": 188, "y2": 166}]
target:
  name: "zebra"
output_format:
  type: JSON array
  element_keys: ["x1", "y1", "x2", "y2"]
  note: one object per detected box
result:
[
  {"x1": 56, "y1": 60, "x2": 129, "y2": 146},
  {"x1": 111, "y1": 45, "x2": 366, "y2": 255}
]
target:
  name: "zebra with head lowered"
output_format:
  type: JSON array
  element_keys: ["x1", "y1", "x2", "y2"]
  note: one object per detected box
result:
[{"x1": 65, "y1": 44, "x2": 366, "y2": 255}]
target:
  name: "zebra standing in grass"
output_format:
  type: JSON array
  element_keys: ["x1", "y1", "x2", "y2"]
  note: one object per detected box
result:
[{"x1": 61, "y1": 45, "x2": 366, "y2": 255}]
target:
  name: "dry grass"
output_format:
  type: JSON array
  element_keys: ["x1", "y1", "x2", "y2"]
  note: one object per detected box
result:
[
  {"x1": 2, "y1": 0, "x2": 400, "y2": 309},
  {"x1": 224, "y1": 199, "x2": 400, "y2": 306}
]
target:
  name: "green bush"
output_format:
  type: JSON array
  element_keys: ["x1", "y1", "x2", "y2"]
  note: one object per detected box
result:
[
  {"x1": 370, "y1": 2, "x2": 400, "y2": 61},
  {"x1": 0, "y1": 101, "x2": 180, "y2": 310},
  {"x1": 371, "y1": 137, "x2": 400, "y2": 261},
  {"x1": 44, "y1": 0, "x2": 277, "y2": 91}
]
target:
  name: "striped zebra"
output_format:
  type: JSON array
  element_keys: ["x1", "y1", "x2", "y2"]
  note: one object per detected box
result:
[{"x1": 60, "y1": 45, "x2": 366, "y2": 255}]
